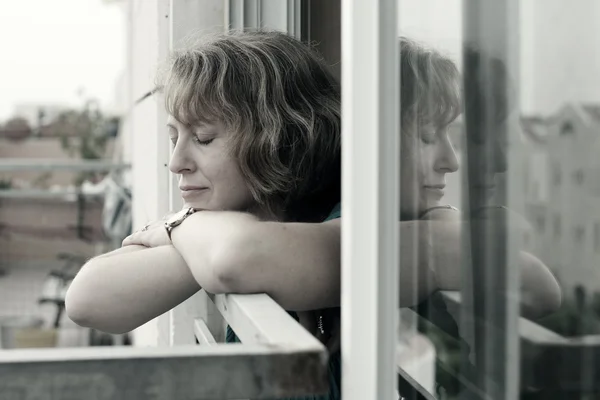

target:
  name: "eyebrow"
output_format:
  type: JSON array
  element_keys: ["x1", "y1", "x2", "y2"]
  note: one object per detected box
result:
[
  {"x1": 166, "y1": 120, "x2": 214, "y2": 129},
  {"x1": 166, "y1": 122, "x2": 220, "y2": 139}
]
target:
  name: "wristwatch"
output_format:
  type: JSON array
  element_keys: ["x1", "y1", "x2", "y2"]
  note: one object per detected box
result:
[{"x1": 164, "y1": 207, "x2": 198, "y2": 240}]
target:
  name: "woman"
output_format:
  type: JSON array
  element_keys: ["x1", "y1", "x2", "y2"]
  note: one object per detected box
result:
[
  {"x1": 67, "y1": 31, "x2": 345, "y2": 332},
  {"x1": 414, "y1": 42, "x2": 561, "y2": 320},
  {"x1": 68, "y1": 30, "x2": 345, "y2": 400},
  {"x1": 66, "y1": 32, "x2": 559, "y2": 400}
]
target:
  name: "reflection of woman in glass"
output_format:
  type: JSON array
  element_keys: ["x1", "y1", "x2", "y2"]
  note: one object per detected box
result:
[
  {"x1": 462, "y1": 44, "x2": 562, "y2": 318},
  {"x1": 404, "y1": 39, "x2": 562, "y2": 397},
  {"x1": 398, "y1": 37, "x2": 561, "y2": 319}
]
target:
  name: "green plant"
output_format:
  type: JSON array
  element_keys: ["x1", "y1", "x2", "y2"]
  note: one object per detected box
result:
[
  {"x1": 0, "y1": 178, "x2": 12, "y2": 189},
  {"x1": 54, "y1": 99, "x2": 117, "y2": 185},
  {"x1": 33, "y1": 172, "x2": 53, "y2": 188},
  {"x1": 536, "y1": 287, "x2": 600, "y2": 336}
]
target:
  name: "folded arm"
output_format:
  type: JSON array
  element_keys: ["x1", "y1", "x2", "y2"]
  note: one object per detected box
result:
[
  {"x1": 66, "y1": 213, "x2": 437, "y2": 333},
  {"x1": 423, "y1": 207, "x2": 561, "y2": 319},
  {"x1": 66, "y1": 245, "x2": 200, "y2": 334},
  {"x1": 169, "y1": 212, "x2": 449, "y2": 311},
  {"x1": 66, "y1": 210, "x2": 560, "y2": 334}
]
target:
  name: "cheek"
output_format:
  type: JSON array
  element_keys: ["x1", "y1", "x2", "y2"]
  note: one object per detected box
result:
[
  {"x1": 400, "y1": 139, "x2": 420, "y2": 191},
  {"x1": 400, "y1": 156, "x2": 421, "y2": 210},
  {"x1": 420, "y1": 146, "x2": 437, "y2": 176},
  {"x1": 213, "y1": 160, "x2": 254, "y2": 205},
  {"x1": 198, "y1": 146, "x2": 234, "y2": 181}
]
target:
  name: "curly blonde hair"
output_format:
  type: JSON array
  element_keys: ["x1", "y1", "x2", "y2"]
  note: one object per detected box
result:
[{"x1": 159, "y1": 31, "x2": 341, "y2": 222}]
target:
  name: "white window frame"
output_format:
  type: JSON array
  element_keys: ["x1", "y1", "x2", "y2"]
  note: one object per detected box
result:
[
  {"x1": 340, "y1": 1, "x2": 400, "y2": 399},
  {"x1": 458, "y1": 1, "x2": 522, "y2": 398},
  {"x1": 225, "y1": 0, "x2": 302, "y2": 37}
]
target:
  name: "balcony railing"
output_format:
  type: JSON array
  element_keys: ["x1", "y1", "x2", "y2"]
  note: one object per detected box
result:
[
  {"x1": 436, "y1": 291, "x2": 600, "y2": 397},
  {"x1": 0, "y1": 290, "x2": 438, "y2": 399},
  {"x1": 0, "y1": 159, "x2": 130, "y2": 173},
  {"x1": 0, "y1": 292, "x2": 328, "y2": 399}
]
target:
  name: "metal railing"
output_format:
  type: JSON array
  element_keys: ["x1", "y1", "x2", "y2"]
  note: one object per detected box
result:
[
  {"x1": 0, "y1": 292, "x2": 329, "y2": 400},
  {"x1": 0, "y1": 159, "x2": 130, "y2": 172},
  {"x1": 438, "y1": 291, "x2": 600, "y2": 397}
]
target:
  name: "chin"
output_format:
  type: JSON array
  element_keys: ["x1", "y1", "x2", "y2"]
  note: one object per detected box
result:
[
  {"x1": 423, "y1": 199, "x2": 443, "y2": 211},
  {"x1": 183, "y1": 201, "x2": 209, "y2": 210}
]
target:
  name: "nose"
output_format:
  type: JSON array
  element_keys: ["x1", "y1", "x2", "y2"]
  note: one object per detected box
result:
[
  {"x1": 168, "y1": 140, "x2": 196, "y2": 175},
  {"x1": 435, "y1": 135, "x2": 460, "y2": 174}
]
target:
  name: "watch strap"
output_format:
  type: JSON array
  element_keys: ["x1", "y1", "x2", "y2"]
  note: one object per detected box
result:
[{"x1": 164, "y1": 207, "x2": 197, "y2": 240}]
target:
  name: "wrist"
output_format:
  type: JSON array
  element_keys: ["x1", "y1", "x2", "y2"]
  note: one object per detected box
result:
[{"x1": 164, "y1": 207, "x2": 199, "y2": 241}]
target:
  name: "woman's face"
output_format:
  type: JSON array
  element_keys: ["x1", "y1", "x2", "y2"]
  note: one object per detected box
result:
[
  {"x1": 167, "y1": 116, "x2": 257, "y2": 212},
  {"x1": 400, "y1": 121, "x2": 460, "y2": 219},
  {"x1": 467, "y1": 115, "x2": 510, "y2": 208}
]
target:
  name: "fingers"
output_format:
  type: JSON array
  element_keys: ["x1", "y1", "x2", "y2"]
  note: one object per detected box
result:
[
  {"x1": 122, "y1": 225, "x2": 148, "y2": 247},
  {"x1": 122, "y1": 231, "x2": 141, "y2": 247}
]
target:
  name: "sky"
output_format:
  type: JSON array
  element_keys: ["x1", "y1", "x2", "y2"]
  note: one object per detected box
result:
[
  {"x1": 0, "y1": 0, "x2": 598, "y2": 122},
  {"x1": 0, "y1": 0, "x2": 125, "y2": 121},
  {"x1": 401, "y1": 0, "x2": 600, "y2": 116}
]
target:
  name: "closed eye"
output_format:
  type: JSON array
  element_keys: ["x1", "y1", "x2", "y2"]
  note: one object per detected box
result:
[
  {"x1": 420, "y1": 132, "x2": 437, "y2": 144},
  {"x1": 194, "y1": 136, "x2": 214, "y2": 146},
  {"x1": 167, "y1": 123, "x2": 178, "y2": 145}
]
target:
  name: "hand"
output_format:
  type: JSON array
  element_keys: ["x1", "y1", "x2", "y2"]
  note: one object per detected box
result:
[{"x1": 122, "y1": 213, "x2": 175, "y2": 248}]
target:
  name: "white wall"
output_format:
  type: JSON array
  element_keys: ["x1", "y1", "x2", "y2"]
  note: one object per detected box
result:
[
  {"x1": 126, "y1": 0, "x2": 171, "y2": 347},
  {"x1": 124, "y1": 0, "x2": 225, "y2": 347}
]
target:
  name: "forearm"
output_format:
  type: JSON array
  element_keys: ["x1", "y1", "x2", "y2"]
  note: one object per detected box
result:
[
  {"x1": 170, "y1": 213, "x2": 455, "y2": 310},
  {"x1": 93, "y1": 244, "x2": 148, "y2": 260},
  {"x1": 416, "y1": 218, "x2": 561, "y2": 318},
  {"x1": 66, "y1": 245, "x2": 200, "y2": 334},
  {"x1": 168, "y1": 212, "x2": 559, "y2": 319},
  {"x1": 397, "y1": 220, "x2": 457, "y2": 307},
  {"x1": 172, "y1": 211, "x2": 341, "y2": 311},
  {"x1": 176, "y1": 215, "x2": 451, "y2": 310},
  {"x1": 519, "y1": 251, "x2": 561, "y2": 319}
]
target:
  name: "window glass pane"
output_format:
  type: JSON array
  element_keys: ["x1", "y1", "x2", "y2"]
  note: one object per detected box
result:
[{"x1": 398, "y1": 0, "x2": 600, "y2": 398}]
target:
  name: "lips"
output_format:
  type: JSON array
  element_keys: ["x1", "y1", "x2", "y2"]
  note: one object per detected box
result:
[
  {"x1": 424, "y1": 185, "x2": 445, "y2": 198},
  {"x1": 179, "y1": 185, "x2": 207, "y2": 191},
  {"x1": 179, "y1": 186, "x2": 208, "y2": 199}
]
